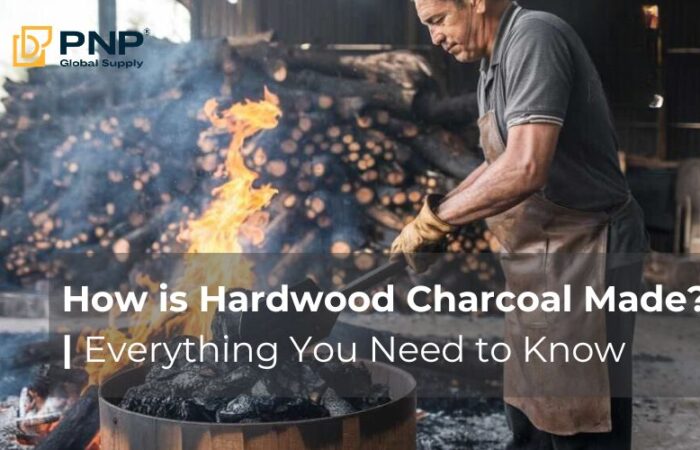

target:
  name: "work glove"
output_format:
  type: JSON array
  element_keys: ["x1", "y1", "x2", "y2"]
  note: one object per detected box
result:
[{"x1": 390, "y1": 194, "x2": 455, "y2": 273}]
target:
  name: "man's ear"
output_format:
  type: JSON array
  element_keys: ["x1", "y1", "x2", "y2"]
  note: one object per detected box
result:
[{"x1": 472, "y1": 0, "x2": 486, "y2": 15}]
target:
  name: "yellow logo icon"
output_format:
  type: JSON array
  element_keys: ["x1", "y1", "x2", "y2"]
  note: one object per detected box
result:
[{"x1": 13, "y1": 26, "x2": 53, "y2": 67}]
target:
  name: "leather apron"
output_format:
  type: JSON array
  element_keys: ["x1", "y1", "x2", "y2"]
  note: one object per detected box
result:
[{"x1": 478, "y1": 110, "x2": 628, "y2": 435}]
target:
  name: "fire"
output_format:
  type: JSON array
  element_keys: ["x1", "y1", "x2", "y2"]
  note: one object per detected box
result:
[
  {"x1": 76, "y1": 88, "x2": 282, "y2": 386},
  {"x1": 165, "y1": 87, "x2": 281, "y2": 338}
]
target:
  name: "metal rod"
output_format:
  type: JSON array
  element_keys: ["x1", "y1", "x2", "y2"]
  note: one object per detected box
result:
[{"x1": 340, "y1": 260, "x2": 406, "y2": 296}]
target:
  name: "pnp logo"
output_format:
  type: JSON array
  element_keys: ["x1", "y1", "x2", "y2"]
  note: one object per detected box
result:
[
  {"x1": 60, "y1": 31, "x2": 144, "y2": 55},
  {"x1": 13, "y1": 26, "x2": 53, "y2": 67}
]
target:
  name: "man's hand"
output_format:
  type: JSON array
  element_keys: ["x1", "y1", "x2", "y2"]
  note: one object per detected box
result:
[{"x1": 391, "y1": 194, "x2": 456, "y2": 272}]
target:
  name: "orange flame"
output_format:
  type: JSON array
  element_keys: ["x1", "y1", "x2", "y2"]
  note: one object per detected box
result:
[{"x1": 77, "y1": 89, "x2": 282, "y2": 386}]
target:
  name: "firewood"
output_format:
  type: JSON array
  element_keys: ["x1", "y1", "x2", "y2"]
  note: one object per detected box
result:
[
  {"x1": 407, "y1": 187, "x2": 424, "y2": 205},
  {"x1": 326, "y1": 126, "x2": 341, "y2": 139},
  {"x1": 329, "y1": 226, "x2": 366, "y2": 254},
  {"x1": 267, "y1": 228, "x2": 322, "y2": 287},
  {"x1": 360, "y1": 169, "x2": 379, "y2": 183},
  {"x1": 353, "y1": 252, "x2": 377, "y2": 271},
  {"x1": 305, "y1": 191, "x2": 331, "y2": 217},
  {"x1": 354, "y1": 186, "x2": 375, "y2": 206},
  {"x1": 377, "y1": 186, "x2": 406, "y2": 207},
  {"x1": 412, "y1": 91, "x2": 479, "y2": 125},
  {"x1": 226, "y1": 31, "x2": 275, "y2": 48},
  {"x1": 410, "y1": 130, "x2": 482, "y2": 180},
  {"x1": 310, "y1": 154, "x2": 349, "y2": 187},
  {"x1": 317, "y1": 95, "x2": 334, "y2": 110},
  {"x1": 290, "y1": 70, "x2": 417, "y2": 116},
  {"x1": 365, "y1": 206, "x2": 404, "y2": 231},
  {"x1": 34, "y1": 386, "x2": 99, "y2": 450},
  {"x1": 110, "y1": 201, "x2": 184, "y2": 261},
  {"x1": 284, "y1": 49, "x2": 432, "y2": 89},
  {"x1": 280, "y1": 139, "x2": 298, "y2": 154},
  {"x1": 335, "y1": 96, "x2": 366, "y2": 119}
]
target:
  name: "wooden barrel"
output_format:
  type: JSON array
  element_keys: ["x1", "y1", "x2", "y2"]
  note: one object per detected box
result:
[{"x1": 99, "y1": 361, "x2": 416, "y2": 450}]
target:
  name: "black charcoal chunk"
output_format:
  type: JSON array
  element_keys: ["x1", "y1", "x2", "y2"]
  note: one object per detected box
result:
[
  {"x1": 319, "y1": 362, "x2": 372, "y2": 398},
  {"x1": 347, "y1": 383, "x2": 391, "y2": 410},
  {"x1": 216, "y1": 394, "x2": 275, "y2": 423},
  {"x1": 120, "y1": 382, "x2": 176, "y2": 418},
  {"x1": 122, "y1": 339, "x2": 392, "y2": 423},
  {"x1": 250, "y1": 376, "x2": 285, "y2": 398},
  {"x1": 300, "y1": 363, "x2": 326, "y2": 396},
  {"x1": 176, "y1": 398, "x2": 215, "y2": 422},
  {"x1": 170, "y1": 371, "x2": 206, "y2": 395},
  {"x1": 202, "y1": 365, "x2": 258, "y2": 401},
  {"x1": 217, "y1": 394, "x2": 256, "y2": 423},
  {"x1": 192, "y1": 394, "x2": 227, "y2": 418},
  {"x1": 145, "y1": 363, "x2": 180, "y2": 383},
  {"x1": 182, "y1": 361, "x2": 220, "y2": 378},
  {"x1": 169, "y1": 361, "x2": 220, "y2": 395},
  {"x1": 200, "y1": 341, "x2": 229, "y2": 372},
  {"x1": 164, "y1": 336, "x2": 200, "y2": 366},
  {"x1": 363, "y1": 383, "x2": 392, "y2": 409},
  {"x1": 321, "y1": 388, "x2": 356, "y2": 417}
]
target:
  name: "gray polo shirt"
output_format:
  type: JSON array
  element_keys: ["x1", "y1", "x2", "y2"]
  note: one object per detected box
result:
[{"x1": 477, "y1": 2, "x2": 629, "y2": 212}]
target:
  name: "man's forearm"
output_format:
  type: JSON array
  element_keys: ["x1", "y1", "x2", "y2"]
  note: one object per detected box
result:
[
  {"x1": 443, "y1": 161, "x2": 489, "y2": 201},
  {"x1": 431, "y1": 123, "x2": 559, "y2": 226},
  {"x1": 436, "y1": 148, "x2": 546, "y2": 225}
]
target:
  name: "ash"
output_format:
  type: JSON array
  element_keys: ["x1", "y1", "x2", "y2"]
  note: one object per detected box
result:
[
  {"x1": 412, "y1": 366, "x2": 510, "y2": 450},
  {"x1": 0, "y1": 397, "x2": 29, "y2": 450},
  {"x1": 417, "y1": 407, "x2": 509, "y2": 450}
]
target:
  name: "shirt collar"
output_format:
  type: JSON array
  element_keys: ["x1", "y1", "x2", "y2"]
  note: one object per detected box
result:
[{"x1": 482, "y1": 1, "x2": 521, "y2": 70}]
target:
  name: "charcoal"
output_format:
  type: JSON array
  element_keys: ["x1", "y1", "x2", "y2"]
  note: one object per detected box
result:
[
  {"x1": 217, "y1": 394, "x2": 274, "y2": 423},
  {"x1": 321, "y1": 388, "x2": 356, "y2": 417},
  {"x1": 224, "y1": 364, "x2": 259, "y2": 387},
  {"x1": 120, "y1": 382, "x2": 175, "y2": 417},
  {"x1": 182, "y1": 361, "x2": 220, "y2": 378},
  {"x1": 272, "y1": 362, "x2": 301, "y2": 395},
  {"x1": 201, "y1": 340, "x2": 230, "y2": 372},
  {"x1": 123, "y1": 339, "x2": 392, "y2": 423},
  {"x1": 176, "y1": 398, "x2": 216, "y2": 422},
  {"x1": 192, "y1": 394, "x2": 228, "y2": 417},
  {"x1": 170, "y1": 370, "x2": 208, "y2": 395},
  {"x1": 152, "y1": 396, "x2": 187, "y2": 419},
  {"x1": 145, "y1": 363, "x2": 180, "y2": 383},
  {"x1": 152, "y1": 335, "x2": 200, "y2": 372},
  {"x1": 319, "y1": 362, "x2": 372, "y2": 398},
  {"x1": 348, "y1": 383, "x2": 391, "y2": 410},
  {"x1": 250, "y1": 377, "x2": 280, "y2": 397},
  {"x1": 202, "y1": 364, "x2": 258, "y2": 400},
  {"x1": 300, "y1": 363, "x2": 327, "y2": 396}
]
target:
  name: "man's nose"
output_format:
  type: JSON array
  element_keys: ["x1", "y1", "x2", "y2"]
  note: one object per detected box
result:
[{"x1": 429, "y1": 29, "x2": 446, "y2": 47}]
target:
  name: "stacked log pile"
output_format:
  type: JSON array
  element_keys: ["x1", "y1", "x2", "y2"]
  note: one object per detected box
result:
[{"x1": 0, "y1": 36, "x2": 499, "y2": 296}]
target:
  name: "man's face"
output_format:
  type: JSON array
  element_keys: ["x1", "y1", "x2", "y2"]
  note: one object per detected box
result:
[{"x1": 415, "y1": 0, "x2": 485, "y2": 63}]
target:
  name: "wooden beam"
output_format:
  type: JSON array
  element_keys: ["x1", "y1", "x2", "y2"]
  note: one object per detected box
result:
[
  {"x1": 190, "y1": 0, "x2": 203, "y2": 39},
  {"x1": 98, "y1": 0, "x2": 117, "y2": 37}
]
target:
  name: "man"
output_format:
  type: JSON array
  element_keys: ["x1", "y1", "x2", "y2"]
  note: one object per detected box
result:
[{"x1": 392, "y1": 0, "x2": 649, "y2": 448}]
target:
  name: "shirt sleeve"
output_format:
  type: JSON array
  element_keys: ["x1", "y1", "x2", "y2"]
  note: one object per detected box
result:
[{"x1": 503, "y1": 19, "x2": 574, "y2": 128}]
